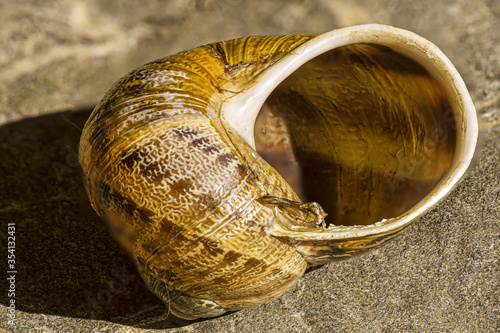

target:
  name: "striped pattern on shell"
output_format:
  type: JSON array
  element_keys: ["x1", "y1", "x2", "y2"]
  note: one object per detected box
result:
[
  {"x1": 79, "y1": 34, "x2": 319, "y2": 319},
  {"x1": 79, "y1": 25, "x2": 476, "y2": 320}
]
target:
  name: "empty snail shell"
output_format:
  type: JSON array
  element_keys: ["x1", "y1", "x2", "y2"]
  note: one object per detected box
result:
[{"x1": 79, "y1": 24, "x2": 477, "y2": 319}]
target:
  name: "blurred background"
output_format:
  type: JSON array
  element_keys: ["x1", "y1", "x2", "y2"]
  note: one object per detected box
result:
[
  {"x1": 1, "y1": 0, "x2": 499, "y2": 124},
  {"x1": 0, "y1": 0, "x2": 498, "y2": 332}
]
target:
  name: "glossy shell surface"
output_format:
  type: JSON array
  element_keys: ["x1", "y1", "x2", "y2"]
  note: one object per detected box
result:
[{"x1": 79, "y1": 25, "x2": 477, "y2": 319}]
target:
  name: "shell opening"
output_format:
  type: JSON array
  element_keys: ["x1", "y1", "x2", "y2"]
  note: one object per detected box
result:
[{"x1": 254, "y1": 44, "x2": 456, "y2": 227}]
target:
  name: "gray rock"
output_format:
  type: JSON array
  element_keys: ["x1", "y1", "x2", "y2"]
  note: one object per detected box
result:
[{"x1": 0, "y1": 0, "x2": 498, "y2": 332}]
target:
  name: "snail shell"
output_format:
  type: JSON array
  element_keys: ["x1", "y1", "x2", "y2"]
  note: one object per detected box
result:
[{"x1": 79, "y1": 25, "x2": 477, "y2": 319}]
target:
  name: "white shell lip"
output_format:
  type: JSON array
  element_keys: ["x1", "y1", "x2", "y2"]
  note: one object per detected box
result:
[{"x1": 222, "y1": 24, "x2": 478, "y2": 240}]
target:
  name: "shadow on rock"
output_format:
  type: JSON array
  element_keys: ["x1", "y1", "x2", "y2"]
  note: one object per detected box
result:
[{"x1": 0, "y1": 109, "x2": 212, "y2": 329}]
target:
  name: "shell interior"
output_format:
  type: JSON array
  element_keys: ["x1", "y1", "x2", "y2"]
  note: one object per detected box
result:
[{"x1": 254, "y1": 44, "x2": 456, "y2": 227}]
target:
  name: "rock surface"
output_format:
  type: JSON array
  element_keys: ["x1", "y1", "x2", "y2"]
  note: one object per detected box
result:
[{"x1": 0, "y1": 0, "x2": 498, "y2": 332}]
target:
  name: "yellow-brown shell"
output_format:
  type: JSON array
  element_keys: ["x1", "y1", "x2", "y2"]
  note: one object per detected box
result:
[
  {"x1": 79, "y1": 25, "x2": 477, "y2": 319},
  {"x1": 79, "y1": 34, "x2": 322, "y2": 319}
]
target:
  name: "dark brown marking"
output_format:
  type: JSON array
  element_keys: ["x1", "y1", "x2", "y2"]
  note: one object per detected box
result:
[
  {"x1": 98, "y1": 180, "x2": 137, "y2": 218},
  {"x1": 127, "y1": 83, "x2": 147, "y2": 95},
  {"x1": 138, "y1": 207, "x2": 155, "y2": 221},
  {"x1": 212, "y1": 277, "x2": 228, "y2": 284},
  {"x1": 170, "y1": 178, "x2": 193, "y2": 195},
  {"x1": 244, "y1": 257, "x2": 263, "y2": 268},
  {"x1": 97, "y1": 180, "x2": 156, "y2": 225},
  {"x1": 190, "y1": 137, "x2": 220, "y2": 154},
  {"x1": 216, "y1": 153, "x2": 235, "y2": 167},
  {"x1": 236, "y1": 163, "x2": 248, "y2": 178},
  {"x1": 173, "y1": 128, "x2": 198, "y2": 139},
  {"x1": 122, "y1": 149, "x2": 172, "y2": 184},
  {"x1": 121, "y1": 69, "x2": 157, "y2": 94},
  {"x1": 160, "y1": 218, "x2": 188, "y2": 241},
  {"x1": 97, "y1": 180, "x2": 112, "y2": 203},
  {"x1": 120, "y1": 197, "x2": 140, "y2": 218},
  {"x1": 190, "y1": 250, "x2": 244, "y2": 279},
  {"x1": 121, "y1": 150, "x2": 143, "y2": 169},
  {"x1": 223, "y1": 251, "x2": 242, "y2": 264},
  {"x1": 149, "y1": 169, "x2": 171, "y2": 184}
]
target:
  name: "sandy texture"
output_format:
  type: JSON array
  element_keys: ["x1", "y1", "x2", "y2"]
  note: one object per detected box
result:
[{"x1": 0, "y1": 0, "x2": 498, "y2": 332}]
